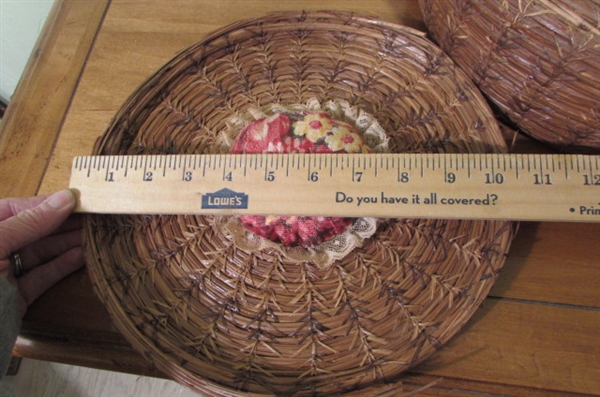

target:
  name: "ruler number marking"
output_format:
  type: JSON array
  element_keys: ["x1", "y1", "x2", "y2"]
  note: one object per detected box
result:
[
  {"x1": 533, "y1": 173, "x2": 552, "y2": 185},
  {"x1": 532, "y1": 154, "x2": 551, "y2": 185},
  {"x1": 398, "y1": 171, "x2": 409, "y2": 183},
  {"x1": 353, "y1": 171, "x2": 363, "y2": 182},
  {"x1": 485, "y1": 172, "x2": 504, "y2": 185},
  {"x1": 105, "y1": 157, "x2": 115, "y2": 182},
  {"x1": 266, "y1": 170, "x2": 275, "y2": 182},
  {"x1": 443, "y1": 155, "x2": 456, "y2": 183},
  {"x1": 583, "y1": 174, "x2": 600, "y2": 186},
  {"x1": 145, "y1": 156, "x2": 150, "y2": 180},
  {"x1": 587, "y1": 156, "x2": 600, "y2": 185}
]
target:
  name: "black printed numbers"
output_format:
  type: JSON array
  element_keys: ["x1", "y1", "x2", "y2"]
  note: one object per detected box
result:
[
  {"x1": 485, "y1": 173, "x2": 504, "y2": 184},
  {"x1": 445, "y1": 172, "x2": 456, "y2": 184},
  {"x1": 583, "y1": 174, "x2": 600, "y2": 186},
  {"x1": 309, "y1": 171, "x2": 319, "y2": 182},
  {"x1": 143, "y1": 171, "x2": 153, "y2": 182},
  {"x1": 398, "y1": 172, "x2": 409, "y2": 183},
  {"x1": 183, "y1": 171, "x2": 193, "y2": 181},
  {"x1": 533, "y1": 173, "x2": 552, "y2": 185}
]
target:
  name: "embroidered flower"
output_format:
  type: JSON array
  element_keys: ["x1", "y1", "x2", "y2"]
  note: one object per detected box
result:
[{"x1": 230, "y1": 110, "x2": 371, "y2": 247}]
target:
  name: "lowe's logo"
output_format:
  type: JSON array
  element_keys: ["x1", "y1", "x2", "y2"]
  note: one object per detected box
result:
[{"x1": 201, "y1": 188, "x2": 248, "y2": 209}]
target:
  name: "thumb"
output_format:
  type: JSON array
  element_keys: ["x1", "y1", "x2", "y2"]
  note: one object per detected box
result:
[{"x1": 0, "y1": 190, "x2": 76, "y2": 259}]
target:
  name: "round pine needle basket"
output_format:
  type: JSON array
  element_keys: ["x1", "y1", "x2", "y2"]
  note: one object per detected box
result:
[
  {"x1": 419, "y1": 0, "x2": 600, "y2": 153},
  {"x1": 84, "y1": 11, "x2": 514, "y2": 396}
]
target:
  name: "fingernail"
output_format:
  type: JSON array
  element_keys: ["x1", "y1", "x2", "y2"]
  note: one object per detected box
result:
[{"x1": 45, "y1": 189, "x2": 75, "y2": 210}]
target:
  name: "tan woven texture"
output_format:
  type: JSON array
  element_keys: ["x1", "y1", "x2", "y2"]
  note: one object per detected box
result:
[
  {"x1": 420, "y1": 0, "x2": 600, "y2": 153},
  {"x1": 84, "y1": 11, "x2": 514, "y2": 396}
]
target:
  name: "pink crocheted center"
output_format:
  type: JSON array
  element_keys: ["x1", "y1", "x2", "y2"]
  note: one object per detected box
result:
[{"x1": 230, "y1": 111, "x2": 371, "y2": 247}]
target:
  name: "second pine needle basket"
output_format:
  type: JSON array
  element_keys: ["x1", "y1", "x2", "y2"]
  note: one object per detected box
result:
[
  {"x1": 84, "y1": 11, "x2": 514, "y2": 396},
  {"x1": 420, "y1": 0, "x2": 600, "y2": 153}
]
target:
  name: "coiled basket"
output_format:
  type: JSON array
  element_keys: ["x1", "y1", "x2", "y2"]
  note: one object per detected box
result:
[
  {"x1": 420, "y1": 0, "x2": 600, "y2": 153},
  {"x1": 84, "y1": 11, "x2": 514, "y2": 396}
]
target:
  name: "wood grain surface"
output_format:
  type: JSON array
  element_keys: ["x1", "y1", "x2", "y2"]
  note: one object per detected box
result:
[
  {"x1": 2, "y1": 1, "x2": 598, "y2": 396},
  {"x1": 0, "y1": 0, "x2": 109, "y2": 197}
]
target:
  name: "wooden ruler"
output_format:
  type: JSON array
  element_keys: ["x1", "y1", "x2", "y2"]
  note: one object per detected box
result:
[{"x1": 69, "y1": 153, "x2": 600, "y2": 222}]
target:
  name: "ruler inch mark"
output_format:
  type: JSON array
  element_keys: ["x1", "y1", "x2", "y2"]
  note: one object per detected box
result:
[
  {"x1": 330, "y1": 155, "x2": 334, "y2": 178},
  {"x1": 104, "y1": 158, "x2": 111, "y2": 181},
  {"x1": 285, "y1": 155, "x2": 290, "y2": 177},
  {"x1": 202, "y1": 156, "x2": 208, "y2": 177}
]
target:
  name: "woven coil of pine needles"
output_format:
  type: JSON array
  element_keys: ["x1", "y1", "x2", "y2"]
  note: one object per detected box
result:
[
  {"x1": 419, "y1": 0, "x2": 600, "y2": 153},
  {"x1": 84, "y1": 11, "x2": 514, "y2": 396}
]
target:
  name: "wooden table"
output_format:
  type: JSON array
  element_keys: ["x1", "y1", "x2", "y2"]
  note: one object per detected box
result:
[{"x1": 1, "y1": 1, "x2": 598, "y2": 396}]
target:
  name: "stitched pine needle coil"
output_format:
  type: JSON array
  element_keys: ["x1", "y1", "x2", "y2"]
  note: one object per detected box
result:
[
  {"x1": 419, "y1": 0, "x2": 600, "y2": 153},
  {"x1": 84, "y1": 11, "x2": 514, "y2": 396}
]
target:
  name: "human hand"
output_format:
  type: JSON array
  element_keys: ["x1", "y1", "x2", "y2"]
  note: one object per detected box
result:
[{"x1": 0, "y1": 190, "x2": 84, "y2": 316}]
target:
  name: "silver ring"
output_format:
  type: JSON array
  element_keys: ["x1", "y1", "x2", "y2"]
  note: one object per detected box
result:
[{"x1": 11, "y1": 252, "x2": 24, "y2": 278}]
